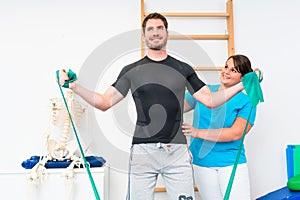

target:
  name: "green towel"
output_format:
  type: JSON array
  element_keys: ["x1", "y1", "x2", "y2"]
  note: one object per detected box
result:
[
  {"x1": 56, "y1": 69, "x2": 77, "y2": 88},
  {"x1": 241, "y1": 70, "x2": 264, "y2": 107}
]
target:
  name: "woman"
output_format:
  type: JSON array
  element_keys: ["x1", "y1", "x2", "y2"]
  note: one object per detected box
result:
[{"x1": 182, "y1": 54, "x2": 256, "y2": 200}]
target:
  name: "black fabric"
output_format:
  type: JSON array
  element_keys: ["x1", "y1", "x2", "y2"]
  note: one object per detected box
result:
[{"x1": 112, "y1": 55, "x2": 205, "y2": 144}]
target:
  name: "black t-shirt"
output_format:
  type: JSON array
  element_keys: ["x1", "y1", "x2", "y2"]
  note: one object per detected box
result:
[{"x1": 112, "y1": 55, "x2": 205, "y2": 144}]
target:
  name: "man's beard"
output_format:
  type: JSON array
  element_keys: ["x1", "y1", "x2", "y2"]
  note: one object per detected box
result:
[{"x1": 145, "y1": 37, "x2": 167, "y2": 50}]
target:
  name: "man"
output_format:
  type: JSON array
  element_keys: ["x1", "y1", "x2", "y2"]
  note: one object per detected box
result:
[{"x1": 58, "y1": 12, "x2": 244, "y2": 200}]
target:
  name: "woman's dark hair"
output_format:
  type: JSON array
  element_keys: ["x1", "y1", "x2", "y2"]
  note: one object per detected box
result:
[
  {"x1": 142, "y1": 12, "x2": 168, "y2": 33},
  {"x1": 227, "y1": 54, "x2": 253, "y2": 76}
]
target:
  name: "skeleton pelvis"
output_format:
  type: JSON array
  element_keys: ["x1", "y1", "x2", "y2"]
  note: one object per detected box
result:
[{"x1": 47, "y1": 139, "x2": 78, "y2": 161}]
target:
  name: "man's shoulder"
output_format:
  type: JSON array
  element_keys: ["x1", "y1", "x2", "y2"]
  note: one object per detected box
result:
[
  {"x1": 165, "y1": 55, "x2": 194, "y2": 74},
  {"x1": 120, "y1": 57, "x2": 147, "y2": 73},
  {"x1": 167, "y1": 55, "x2": 191, "y2": 65}
]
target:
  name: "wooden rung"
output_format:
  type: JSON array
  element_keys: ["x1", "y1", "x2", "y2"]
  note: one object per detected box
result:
[
  {"x1": 141, "y1": 0, "x2": 235, "y2": 59},
  {"x1": 169, "y1": 34, "x2": 228, "y2": 40},
  {"x1": 193, "y1": 66, "x2": 223, "y2": 71},
  {"x1": 154, "y1": 187, "x2": 166, "y2": 193},
  {"x1": 155, "y1": 187, "x2": 199, "y2": 193},
  {"x1": 144, "y1": 12, "x2": 229, "y2": 17}
]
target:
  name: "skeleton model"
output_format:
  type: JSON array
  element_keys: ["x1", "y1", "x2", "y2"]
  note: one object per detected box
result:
[{"x1": 28, "y1": 91, "x2": 86, "y2": 185}]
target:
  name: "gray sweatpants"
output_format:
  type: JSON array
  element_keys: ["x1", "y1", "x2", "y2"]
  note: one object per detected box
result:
[{"x1": 127, "y1": 143, "x2": 195, "y2": 200}]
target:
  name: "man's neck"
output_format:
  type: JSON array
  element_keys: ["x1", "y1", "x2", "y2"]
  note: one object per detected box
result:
[{"x1": 147, "y1": 49, "x2": 167, "y2": 61}]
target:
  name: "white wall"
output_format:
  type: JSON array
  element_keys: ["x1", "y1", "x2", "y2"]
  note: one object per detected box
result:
[
  {"x1": 234, "y1": 0, "x2": 300, "y2": 198},
  {"x1": 0, "y1": 1, "x2": 139, "y2": 199},
  {"x1": 1, "y1": 0, "x2": 300, "y2": 199}
]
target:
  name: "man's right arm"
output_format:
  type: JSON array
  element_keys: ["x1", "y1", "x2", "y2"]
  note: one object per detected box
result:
[
  {"x1": 71, "y1": 83, "x2": 124, "y2": 111},
  {"x1": 192, "y1": 82, "x2": 243, "y2": 108},
  {"x1": 58, "y1": 69, "x2": 124, "y2": 111}
]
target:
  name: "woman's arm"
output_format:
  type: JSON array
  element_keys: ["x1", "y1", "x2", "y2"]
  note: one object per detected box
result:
[
  {"x1": 182, "y1": 117, "x2": 252, "y2": 142},
  {"x1": 183, "y1": 99, "x2": 193, "y2": 113}
]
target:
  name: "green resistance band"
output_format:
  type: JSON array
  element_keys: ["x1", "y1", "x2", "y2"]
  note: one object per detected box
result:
[
  {"x1": 56, "y1": 70, "x2": 101, "y2": 200},
  {"x1": 224, "y1": 71, "x2": 264, "y2": 200},
  {"x1": 223, "y1": 107, "x2": 253, "y2": 200}
]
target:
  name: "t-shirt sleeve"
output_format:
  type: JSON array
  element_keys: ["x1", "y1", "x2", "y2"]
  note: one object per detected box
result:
[
  {"x1": 111, "y1": 67, "x2": 130, "y2": 97},
  {"x1": 185, "y1": 65, "x2": 206, "y2": 94}
]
